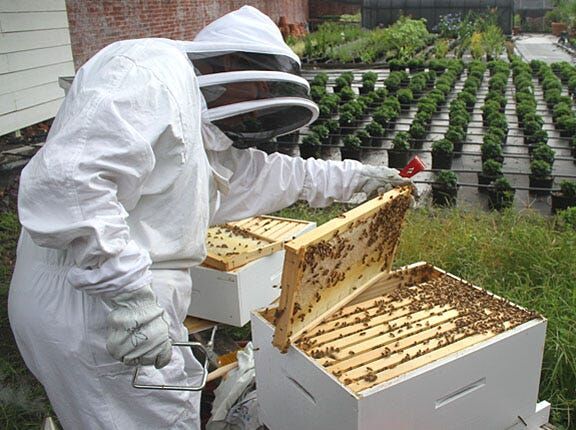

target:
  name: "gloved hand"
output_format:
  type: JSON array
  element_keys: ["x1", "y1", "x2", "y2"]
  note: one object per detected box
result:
[
  {"x1": 358, "y1": 164, "x2": 414, "y2": 197},
  {"x1": 104, "y1": 285, "x2": 172, "y2": 368}
]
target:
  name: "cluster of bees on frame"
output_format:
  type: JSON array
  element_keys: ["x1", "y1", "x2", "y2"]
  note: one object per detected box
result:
[
  {"x1": 284, "y1": 193, "x2": 412, "y2": 328},
  {"x1": 295, "y1": 272, "x2": 541, "y2": 392},
  {"x1": 205, "y1": 225, "x2": 265, "y2": 257}
]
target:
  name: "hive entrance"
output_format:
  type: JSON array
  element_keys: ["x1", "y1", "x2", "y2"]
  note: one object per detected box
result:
[{"x1": 296, "y1": 273, "x2": 541, "y2": 394}]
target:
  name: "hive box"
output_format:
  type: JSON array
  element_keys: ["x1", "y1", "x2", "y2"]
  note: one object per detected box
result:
[
  {"x1": 251, "y1": 188, "x2": 550, "y2": 430},
  {"x1": 188, "y1": 216, "x2": 316, "y2": 326}
]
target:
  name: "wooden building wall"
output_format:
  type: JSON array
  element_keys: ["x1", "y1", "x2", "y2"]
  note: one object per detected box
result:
[{"x1": 0, "y1": 0, "x2": 74, "y2": 136}]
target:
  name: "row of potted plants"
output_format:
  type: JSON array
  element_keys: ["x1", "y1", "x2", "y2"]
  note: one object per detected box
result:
[
  {"x1": 530, "y1": 61, "x2": 571, "y2": 194},
  {"x1": 431, "y1": 61, "x2": 487, "y2": 171},
  {"x1": 550, "y1": 61, "x2": 576, "y2": 162},
  {"x1": 407, "y1": 60, "x2": 465, "y2": 149},
  {"x1": 478, "y1": 61, "x2": 510, "y2": 198}
]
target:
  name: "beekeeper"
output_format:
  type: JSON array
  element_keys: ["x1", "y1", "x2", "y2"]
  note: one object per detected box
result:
[{"x1": 9, "y1": 6, "x2": 411, "y2": 430}]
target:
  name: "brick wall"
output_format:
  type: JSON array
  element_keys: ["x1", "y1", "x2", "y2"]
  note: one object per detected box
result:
[
  {"x1": 66, "y1": 0, "x2": 308, "y2": 69},
  {"x1": 309, "y1": 0, "x2": 360, "y2": 19}
]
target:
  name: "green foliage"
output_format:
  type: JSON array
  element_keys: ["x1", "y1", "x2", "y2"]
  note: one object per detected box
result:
[
  {"x1": 391, "y1": 131, "x2": 410, "y2": 151},
  {"x1": 530, "y1": 160, "x2": 552, "y2": 178},
  {"x1": 482, "y1": 159, "x2": 503, "y2": 177},
  {"x1": 436, "y1": 170, "x2": 458, "y2": 188},
  {"x1": 365, "y1": 121, "x2": 385, "y2": 138},
  {"x1": 559, "y1": 180, "x2": 576, "y2": 197},
  {"x1": 558, "y1": 207, "x2": 576, "y2": 229},
  {"x1": 431, "y1": 138, "x2": 454, "y2": 155},
  {"x1": 532, "y1": 144, "x2": 556, "y2": 165},
  {"x1": 343, "y1": 134, "x2": 361, "y2": 149}
]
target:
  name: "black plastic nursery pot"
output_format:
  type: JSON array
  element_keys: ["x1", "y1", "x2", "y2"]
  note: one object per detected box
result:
[
  {"x1": 551, "y1": 192, "x2": 576, "y2": 214},
  {"x1": 388, "y1": 150, "x2": 410, "y2": 169},
  {"x1": 452, "y1": 141, "x2": 464, "y2": 158},
  {"x1": 431, "y1": 185, "x2": 458, "y2": 207},
  {"x1": 411, "y1": 138, "x2": 425, "y2": 150},
  {"x1": 299, "y1": 145, "x2": 321, "y2": 159},
  {"x1": 431, "y1": 153, "x2": 453, "y2": 170},
  {"x1": 276, "y1": 131, "x2": 300, "y2": 146},
  {"x1": 528, "y1": 175, "x2": 554, "y2": 196},
  {"x1": 487, "y1": 189, "x2": 516, "y2": 211},
  {"x1": 340, "y1": 147, "x2": 362, "y2": 161},
  {"x1": 477, "y1": 173, "x2": 502, "y2": 194},
  {"x1": 370, "y1": 136, "x2": 384, "y2": 148},
  {"x1": 256, "y1": 140, "x2": 278, "y2": 154}
]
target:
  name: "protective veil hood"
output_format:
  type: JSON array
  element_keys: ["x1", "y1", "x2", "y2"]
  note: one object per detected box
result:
[{"x1": 179, "y1": 6, "x2": 318, "y2": 147}]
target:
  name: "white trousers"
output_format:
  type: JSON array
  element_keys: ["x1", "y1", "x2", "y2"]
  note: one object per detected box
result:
[{"x1": 8, "y1": 231, "x2": 203, "y2": 429}]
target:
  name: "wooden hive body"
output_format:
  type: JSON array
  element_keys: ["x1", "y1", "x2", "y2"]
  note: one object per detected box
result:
[
  {"x1": 252, "y1": 189, "x2": 549, "y2": 430},
  {"x1": 188, "y1": 215, "x2": 316, "y2": 326}
]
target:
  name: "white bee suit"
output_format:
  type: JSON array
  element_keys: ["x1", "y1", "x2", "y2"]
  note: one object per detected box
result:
[{"x1": 8, "y1": 6, "x2": 374, "y2": 429}]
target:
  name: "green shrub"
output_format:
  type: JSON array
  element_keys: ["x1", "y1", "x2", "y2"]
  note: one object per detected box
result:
[
  {"x1": 559, "y1": 180, "x2": 576, "y2": 197},
  {"x1": 532, "y1": 144, "x2": 555, "y2": 165},
  {"x1": 366, "y1": 121, "x2": 385, "y2": 138},
  {"x1": 436, "y1": 170, "x2": 458, "y2": 189},
  {"x1": 397, "y1": 88, "x2": 414, "y2": 105},
  {"x1": 530, "y1": 159, "x2": 552, "y2": 178},
  {"x1": 311, "y1": 72, "x2": 329, "y2": 87},
  {"x1": 559, "y1": 207, "x2": 576, "y2": 229},
  {"x1": 343, "y1": 134, "x2": 361, "y2": 149},
  {"x1": 391, "y1": 131, "x2": 410, "y2": 150},
  {"x1": 482, "y1": 159, "x2": 503, "y2": 177},
  {"x1": 432, "y1": 138, "x2": 454, "y2": 156}
]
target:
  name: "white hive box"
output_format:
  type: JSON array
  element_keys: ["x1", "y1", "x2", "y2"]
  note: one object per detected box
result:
[
  {"x1": 188, "y1": 216, "x2": 316, "y2": 326},
  {"x1": 251, "y1": 188, "x2": 550, "y2": 430}
]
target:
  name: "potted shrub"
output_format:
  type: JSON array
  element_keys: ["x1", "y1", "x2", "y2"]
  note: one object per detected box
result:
[
  {"x1": 388, "y1": 132, "x2": 411, "y2": 169},
  {"x1": 529, "y1": 159, "x2": 554, "y2": 195},
  {"x1": 388, "y1": 59, "x2": 406, "y2": 71},
  {"x1": 311, "y1": 72, "x2": 329, "y2": 87},
  {"x1": 409, "y1": 121, "x2": 427, "y2": 147},
  {"x1": 432, "y1": 170, "x2": 458, "y2": 207},
  {"x1": 551, "y1": 180, "x2": 576, "y2": 214},
  {"x1": 478, "y1": 159, "x2": 503, "y2": 193},
  {"x1": 481, "y1": 140, "x2": 504, "y2": 164},
  {"x1": 338, "y1": 86, "x2": 355, "y2": 104},
  {"x1": 397, "y1": 89, "x2": 414, "y2": 109},
  {"x1": 311, "y1": 124, "x2": 330, "y2": 145},
  {"x1": 366, "y1": 121, "x2": 385, "y2": 147},
  {"x1": 355, "y1": 129, "x2": 371, "y2": 146},
  {"x1": 338, "y1": 111, "x2": 356, "y2": 135},
  {"x1": 445, "y1": 126, "x2": 465, "y2": 157},
  {"x1": 556, "y1": 115, "x2": 576, "y2": 138},
  {"x1": 310, "y1": 85, "x2": 327, "y2": 103},
  {"x1": 531, "y1": 143, "x2": 555, "y2": 165},
  {"x1": 333, "y1": 76, "x2": 350, "y2": 93},
  {"x1": 300, "y1": 133, "x2": 321, "y2": 159},
  {"x1": 360, "y1": 71, "x2": 378, "y2": 95},
  {"x1": 487, "y1": 177, "x2": 515, "y2": 211},
  {"x1": 431, "y1": 138, "x2": 454, "y2": 170},
  {"x1": 341, "y1": 134, "x2": 362, "y2": 161}
]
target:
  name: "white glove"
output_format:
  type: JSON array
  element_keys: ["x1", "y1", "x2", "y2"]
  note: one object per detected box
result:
[
  {"x1": 358, "y1": 164, "x2": 414, "y2": 197},
  {"x1": 104, "y1": 285, "x2": 172, "y2": 368}
]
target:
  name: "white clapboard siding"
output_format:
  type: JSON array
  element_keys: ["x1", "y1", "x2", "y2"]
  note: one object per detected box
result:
[
  {"x1": 0, "y1": 11, "x2": 69, "y2": 32},
  {"x1": 0, "y1": 45, "x2": 72, "y2": 74},
  {"x1": 0, "y1": 61, "x2": 74, "y2": 95},
  {"x1": 0, "y1": 0, "x2": 65, "y2": 12},
  {"x1": 0, "y1": 81, "x2": 64, "y2": 115},
  {"x1": 0, "y1": 0, "x2": 73, "y2": 135},
  {"x1": 0, "y1": 28, "x2": 71, "y2": 54},
  {"x1": 0, "y1": 98, "x2": 62, "y2": 135}
]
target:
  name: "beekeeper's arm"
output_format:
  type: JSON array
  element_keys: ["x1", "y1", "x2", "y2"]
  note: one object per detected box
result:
[
  {"x1": 18, "y1": 60, "x2": 176, "y2": 368},
  {"x1": 211, "y1": 147, "x2": 409, "y2": 224}
]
